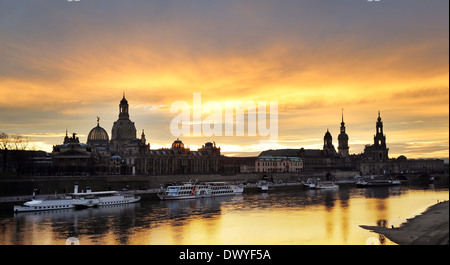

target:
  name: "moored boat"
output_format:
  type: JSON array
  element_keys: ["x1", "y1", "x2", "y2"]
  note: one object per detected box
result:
[
  {"x1": 356, "y1": 176, "x2": 401, "y2": 187},
  {"x1": 302, "y1": 178, "x2": 339, "y2": 190},
  {"x1": 302, "y1": 178, "x2": 320, "y2": 189},
  {"x1": 14, "y1": 185, "x2": 140, "y2": 213},
  {"x1": 71, "y1": 189, "x2": 140, "y2": 208},
  {"x1": 13, "y1": 198, "x2": 75, "y2": 213},
  {"x1": 256, "y1": 180, "x2": 273, "y2": 192},
  {"x1": 313, "y1": 183, "x2": 339, "y2": 190},
  {"x1": 158, "y1": 181, "x2": 244, "y2": 200}
]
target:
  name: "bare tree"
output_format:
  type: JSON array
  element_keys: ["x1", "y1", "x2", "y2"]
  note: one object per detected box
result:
[
  {"x1": 1, "y1": 132, "x2": 32, "y2": 176},
  {"x1": 0, "y1": 133, "x2": 30, "y2": 151},
  {"x1": 0, "y1": 132, "x2": 12, "y2": 150},
  {"x1": 13, "y1": 135, "x2": 30, "y2": 150}
]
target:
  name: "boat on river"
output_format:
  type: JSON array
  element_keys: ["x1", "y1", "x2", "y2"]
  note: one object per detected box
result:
[
  {"x1": 14, "y1": 185, "x2": 140, "y2": 213},
  {"x1": 13, "y1": 198, "x2": 75, "y2": 213},
  {"x1": 158, "y1": 181, "x2": 244, "y2": 200},
  {"x1": 71, "y1": 190, "x2": 140, "y2": 209},
  {"x1": 302, "y1": 178, "x2": 339, "y2": 190},
  {"x1": 256, "y1": 180, "x2": 274, "y2": 192},
  {"x1": 313, "y1": 183, "x2": 339, "y2": 190},
  {"x1": 355, "y1": 176, "x2": 401, "y2": 187}
]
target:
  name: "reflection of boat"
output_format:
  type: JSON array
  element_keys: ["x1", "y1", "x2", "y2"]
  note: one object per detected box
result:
[
  {"x1": 356, "y1": 176, "x2": 401, "y2": 187},
  {"x1": 158, "y1": 182, "x2": 244, "y2": 200}
]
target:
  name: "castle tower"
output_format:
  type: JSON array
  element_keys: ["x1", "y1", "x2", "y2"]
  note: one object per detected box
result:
[
  {"x1": 363, "y1": 111, "x2": 389, "y2": 162},
  {"x1": 374, "y1": 111, "x2": 386, "y2": 148},
  {"x1": 338, "y1": 109, "x2": 349, "y2": 157}
]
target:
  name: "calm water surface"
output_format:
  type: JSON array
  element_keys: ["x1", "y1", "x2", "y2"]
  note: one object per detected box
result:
[{"x1": 0, "y1": 186, "x2": 448, "y2": 245}]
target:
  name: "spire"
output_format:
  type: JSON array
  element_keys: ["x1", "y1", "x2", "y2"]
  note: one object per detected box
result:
[
  {"x1": 97, "y1": 116, "x2": 100, "y2": 126},
  {"x1": 377, "y1": 110, "x2": 381, "y2": 122},
  {"x1": 123, "y1": 92, "x2": 125, "y2": 99},
  {"x1": 341, "y1": 108, "x2": 345, "y2": 126},
  {"x1": 141, "y1": 129, "x2": 146, "y2": 144}
]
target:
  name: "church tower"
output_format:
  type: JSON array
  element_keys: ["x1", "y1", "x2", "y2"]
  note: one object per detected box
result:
[
  {"x1": 374, "y1": 111, "x2": 386, "y2": 148},
  {"x1": 363, "y1": 111, "x2": 389, "y2": 162},
  {"x1": 323, "y1": 129, "x2": 337, "y2": 156},
  {"x1": 119, "y1": 92, "x2": 130, "y2": 120},
  {"x1": 111, "y1": 93, "x2": 137, "y2": 150},
  {"x1": 338, "y1": 109, "x2": 349, "y2": 157}
]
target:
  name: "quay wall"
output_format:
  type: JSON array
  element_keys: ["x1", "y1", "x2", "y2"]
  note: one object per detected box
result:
[
  {"x1": 0, "y1": 170, "x2": 359, "y2": 196},
  {"x1": 1, "y1": 171, "x2": 447, "y2": 197}
]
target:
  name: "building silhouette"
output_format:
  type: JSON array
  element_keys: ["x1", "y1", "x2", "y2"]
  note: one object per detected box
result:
[
  {"x1": 254, "y1": 110, "x2": 445, "y2": 176},
  {"x1": 51, "y1": 94, "x2": 221, "y2": 175},
  {"x1": 337, "y1": 109, "x2": 349, "y2": 158},
  {"x1": 49, "y1": 98, "x2": 445, "y2": 176}
]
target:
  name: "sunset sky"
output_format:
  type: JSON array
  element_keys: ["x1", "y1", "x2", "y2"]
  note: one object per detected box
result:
[{"x1": 0, "y1": 0, "x2": 448, "y2": 159}]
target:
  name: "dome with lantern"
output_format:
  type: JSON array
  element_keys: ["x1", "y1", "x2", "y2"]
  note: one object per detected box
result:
[{"x1": 87, "y1": 117, "x2": 109, "y2": 146}]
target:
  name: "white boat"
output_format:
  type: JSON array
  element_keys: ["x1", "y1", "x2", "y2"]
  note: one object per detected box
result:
[
  {"x1": 71, "y1": 190, "x2": 140, "y2": 209},
  {"x1": 356, "y1": 176, "x2": 401, "y2": 187},
  {"x1": 158, "y1": 181, "x2": 244, "y2": 200},
  {"x1": 313, "y1": 183, "x2": 339, "y2": 190},
  {"x1": 302, "y1": 178, "x2": 320, "y2": 189},
  {"x1": 302, "y1": 178, "x2": 338, "y2": 190},
  {"x1": 256, "y1": 180, "x2": 273, "y2": 192},
  {"x1": 13, "y1": 198, "x2": 75, "y2": 213},
  {"x1": 14, "y1": 185, "x2": 140, "y2": 213}
]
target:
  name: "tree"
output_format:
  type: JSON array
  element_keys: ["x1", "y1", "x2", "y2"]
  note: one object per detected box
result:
[
  {"x1": 0, "y1": 133, "x2": 30, "y2": 150},
  {"x1": 0, "y1": 132, "x2": 32, "y2": 176},
  {"x1": 0, "y1": 132, "x2": 11, "y2": 150}
]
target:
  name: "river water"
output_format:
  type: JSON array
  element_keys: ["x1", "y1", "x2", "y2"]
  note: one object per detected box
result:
[{"x1": 0, "y1": 185, "x2": 448, "y2": 245}]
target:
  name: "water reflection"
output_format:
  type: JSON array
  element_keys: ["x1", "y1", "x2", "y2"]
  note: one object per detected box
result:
[
  {"x1": 10, "y1": 202, "x2": 141, "y2": 244},
  {"x1": 0, "y1": 186, "x2": 448, "y2": 245}
]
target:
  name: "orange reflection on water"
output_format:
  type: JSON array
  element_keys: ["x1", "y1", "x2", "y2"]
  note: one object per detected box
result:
[
  {"x1": 1, "y1": 188, "x2": 448, "y2": 245},
  {"x1": 128, "y1": 189, "x2": 448, "y2": 245}
]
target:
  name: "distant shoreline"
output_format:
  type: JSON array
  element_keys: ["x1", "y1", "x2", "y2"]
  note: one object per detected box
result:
[{"x1": 361, "y1": 200, "x2": 449, "y2": 245}]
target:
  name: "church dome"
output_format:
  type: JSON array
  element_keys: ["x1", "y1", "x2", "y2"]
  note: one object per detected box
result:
[
  {"x1": 111, "y1": 119, "x2": 136, "y2": 140},
  {"x1": 87, "y1": 122, "x2": 109, "y2": 146},
  {"x1": 171, "y1": 138, "x2": 185, "y2": 149}
]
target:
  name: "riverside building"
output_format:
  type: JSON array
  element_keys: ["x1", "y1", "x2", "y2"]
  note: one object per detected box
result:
[
  {"x1": 51, "y1": 94, "x2": 221, "y2": 176},
  {"x1": 50, "y1": 98, "x2": 445, "y2": 176}
]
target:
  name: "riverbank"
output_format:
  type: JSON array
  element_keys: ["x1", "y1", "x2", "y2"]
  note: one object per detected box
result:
[{"x1": 361, "y1": 200, "x2": 449, "y2": 245}]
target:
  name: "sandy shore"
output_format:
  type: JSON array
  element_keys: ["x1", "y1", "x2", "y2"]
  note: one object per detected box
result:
[{"x1": 361, "y1": 200, "x2": 449, "y2": 245}]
